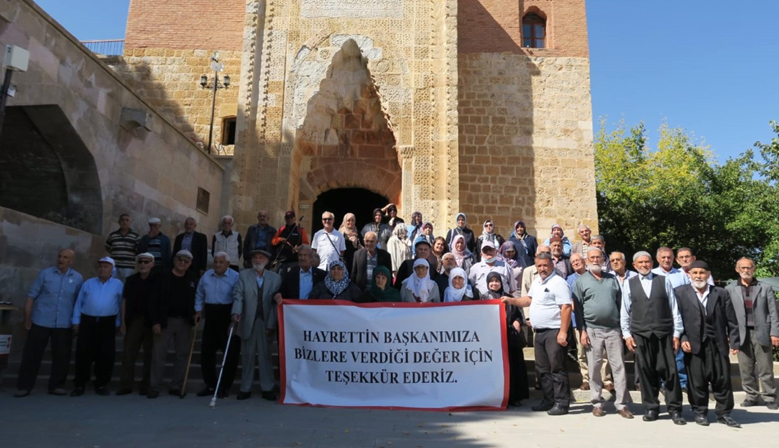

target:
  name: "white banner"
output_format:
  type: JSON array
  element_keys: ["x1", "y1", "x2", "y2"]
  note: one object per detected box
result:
[{"x1": 278, "y1": 300, "x2": 508, "y2": 411}]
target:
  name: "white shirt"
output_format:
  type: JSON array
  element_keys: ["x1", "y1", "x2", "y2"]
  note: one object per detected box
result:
[
  {"x1": 651, "y1": 266, "x2": 679, "y2": 276},
  {"x1": 695, "y1": 285, "x2": 710, "y2": 314},
  {"x1": 528, "y1": 272, "x2": 572, "y2": 330},
  {"x1": 468, "y1": 260, "x2": 514, "y2": 295},
  {"x1": 311, "y1": 229, "x2": 346, "y2": 271},
  {"x1": 620, "y1": 272, "x2": 684, "y2": 339}
]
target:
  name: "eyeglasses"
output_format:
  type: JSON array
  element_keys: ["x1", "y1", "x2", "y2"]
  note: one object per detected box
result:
[
  {"x1": 138, "y1": 259, "x2": 153, "y2": 265},
  {"x1": 485, "y1": 224, "x2": 493, "y2": 227},
  {"x1": 176, "y1": 258, "x2": 191, "y2": 263},
  {"x1": 322, "y1": 218, "x2": 333, "y2": 222}
]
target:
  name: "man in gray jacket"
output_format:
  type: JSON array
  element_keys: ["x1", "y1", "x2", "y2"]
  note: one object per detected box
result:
[
  {"x1": 725, "y1": 257, "x2": 779, "y2": 410},
  {"x1": 232, "y1": 249, "x2": 282, "y2": 401}
]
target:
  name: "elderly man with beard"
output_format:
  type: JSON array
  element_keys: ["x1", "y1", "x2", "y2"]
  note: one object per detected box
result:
[
  {"x1": 675, "y1": 261, "x2": 741, "y2": 427},
  {"x1": 621, "y1": 251, "x2": 686, "y2": 425},
  {"x1": 435, "y1": 253, "x2": 458, "y2": 294},
  {"x1": 726, "y1": 258, "x2": 779, "y2": 410},
  {"x1": 573, "y1": 249, "x2": 632, "y2": 418},
  {"x1": 351, "y1": 232, "x2": 392, "y2": 290},
  {"x1": 232, "y1": 250, "x2": 282, "y2": 401}
]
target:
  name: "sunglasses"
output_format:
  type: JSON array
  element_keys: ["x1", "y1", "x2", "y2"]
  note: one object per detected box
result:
[
  {"x1": 176, "y1": 258, "x2": 191, "y2": 263},
  {"x1": 138, "y1": 259, "x2": 153, "y2": 265},
  {"x1": 322, "y1": 218, "x2": 334, "y2": 222}
]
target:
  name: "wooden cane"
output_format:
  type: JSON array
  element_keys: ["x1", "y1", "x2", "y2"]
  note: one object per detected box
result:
[{"x1": 180, "y1": 323, "x2": 199, "y2": 398}]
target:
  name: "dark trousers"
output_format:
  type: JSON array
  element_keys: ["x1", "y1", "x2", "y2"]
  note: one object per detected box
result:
[
  {"x1": 508, "y1": 343, "x2": 530, "y2": 402},
  {"x1": 119, "y1": 316, "x2": 152, "y2": 391},
  {"x1": 685, "y1": 338, "x2": 734, "y2": 417},
  {"x1": 534, "y1": 328, "x2": 569, "y2": 408},
  {"x1": 74, "y1": 314, "x2": 117, "y2": 389},
  {"x1": 16, "y1": 324, "x2": 72, "y2": 391},
  {"x1": 634, "y1": 333, "x2": 682, "y2": 413},
  {"x1": 201, "y1": 304, "x2": 241, "y2": 393}
]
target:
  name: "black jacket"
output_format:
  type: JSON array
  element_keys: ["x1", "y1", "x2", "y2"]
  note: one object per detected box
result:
[
  {"x1": 150, "y1": 270, "x2": 198, "y2": 328},
  {"x1": 172, "y1": 231, "x2": 208, "y2": 275},
  {"x1": 122, "y1": 272, "x2": 161, "y2": 326},
  {"x1": 351, "y1": 248, "x2": 392, "y2": 290},
  {"x1": 278, "y1": 264, "x2": 327, "y2": 299},
  {"x1": 675, "y1": 284, "x2": 740, "y2": 356}
]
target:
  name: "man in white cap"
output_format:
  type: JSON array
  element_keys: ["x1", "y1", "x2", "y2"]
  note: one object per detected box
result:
[
  {"x1": 468, "y1": 240, "x2": 514, "y2": 296},
  {"x1": 148, "y1": 250, "x2": 198, "y2": 398},
  {"x1": 232, "y1": 249, "x2": 282, "y2": 401},
  {"x1": 136, "y1": 217, "x2": 171, "y2": 275},
  {"x1": 70, "y1": 257, "x2": 124, "y2": 397},
  {"x1": 117, "y1": 253, "x2": 158, "y2": 396}
]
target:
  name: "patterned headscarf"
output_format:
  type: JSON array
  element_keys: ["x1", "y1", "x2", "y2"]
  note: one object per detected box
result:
[
  {"x1": 324, "y1": 259, "x2": 351, "y2": 298},
  {"x1": 498, "y1": 241, "x2": 523, "y2": 269}
]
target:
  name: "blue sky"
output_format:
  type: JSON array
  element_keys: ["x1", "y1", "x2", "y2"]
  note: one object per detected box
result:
[{"x1": 35, "y1": 0, "x2": 779, "y2": 162}]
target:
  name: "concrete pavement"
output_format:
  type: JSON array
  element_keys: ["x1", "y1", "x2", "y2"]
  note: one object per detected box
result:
[{"x1": 2, "y1": 390, "x2": 779, "y2": 448}]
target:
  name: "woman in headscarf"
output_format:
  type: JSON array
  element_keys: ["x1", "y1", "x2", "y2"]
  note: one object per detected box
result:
[
  {"x1": 361, "y1": 208, "x2": 392, "y2": 250},
  {"x1": 406, "y1": 212, "x2": 424, "y2": 252},
  {"x1": 443, "y1": 267, "x2": 478, "y2": 302},
  {"x1": 359, "y1": 265, "x2": 400, "y2": 303},
  {"x1": 383, "y1": 203, "x2": 405, "y2": 232},
  {"x1": 338, "y1": 213, "x2": 363, "y2": 270},
  {"x1": 431, "y1": 236, "x2": 448, "y2": 275},
  {"x1": 498, "y1": 240, "x2": 526, "y2": 289},
  {"x1": 481, "y1": 272, "x2": 529, "y2": 406},
  {"x1": 450, "y1": 234, "x2": 475, "y2": 274},
  {"x1": 386, "y1": 224, "x2": 412, "y2": 276},
  {"x1": 445, "y1": 212, "x2": 476, "y2": 253},
  {"x1": 542, "y1": 224, "x2": 572, "y2": 257},
  {"x1": 400, "y1": 259, "x2": 440, "y2": 303},
  {"x1": 309, "y1": 259, "x2": 362, "y2": 301},
  {"x1": 475, "y1": 219, "x2": 505, "y2": 261},
  {"x1": 509, "y1": 220, "x2": 538, "y2": 267},
  {"x1": 421, "y1": 222, "x2": 435, "y2": 245}
]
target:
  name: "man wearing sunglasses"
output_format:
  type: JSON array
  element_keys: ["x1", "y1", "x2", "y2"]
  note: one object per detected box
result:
[
  {"x1": 117, "y1": 253, "x2": 158, "y2": 396},
  {"x1": 311, "y1": 211, "x2": 345, "y2": 271}
]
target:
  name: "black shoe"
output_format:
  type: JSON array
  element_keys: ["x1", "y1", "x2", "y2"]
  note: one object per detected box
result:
[
  {"x1": 510, "y1": 400, "x2": 523, "y2": 407},
  {"x1": 95, "y1": 386, "x2": 110, "y2": 396},
  {"x1": 217, "y1": 389, "x2": 228, "y2": 399},
  {"x1": 694, "y1": 415, "x2": 709, "y2": 426},
  {"x1": 547, "y1": 404, "x2": 569, "y2": 416},
  {"x1": 48, "y1": 388, "x2": 68, "y2": 396},
  {"x1": 197, "y1": 387, "x2": 215, "y2": 397},
  {"x1": 147, "y1": 390, "x2": 160, "y2": 399},
  {"x1": 767, "y1": 402, "x2": 778, "y2": 410},
  {"x1": 740, "y1": 399, "x2": 758, "y2": 407},
  {"x1": 717, "y1": 415, "x2": 741, "y2": 428},
  {"x1": 642, "y1": 410, "x2": 659, "y2": 422},
  {"x1": 116, "y1": 388, "x2": 133, "y2": 396},
  {"x1": 169, "y1": 389, "x2": 182, "y2": 397},
  {"x1": 14, "y1": 389, "x2": 30, "y2": 398},
  {"x1": 237, "y1": 391, "x2": 252, "y2": 400},
  {"x1": 532, "y1": 400, "x2": 554, "y2": 412},
  {"x1": 670, "y1": 412, "x2": 687, "y2": 426},
  {"x1": 139, "y1": 387, "x2": 149, "y2": 396},
  {"x1": 70, "y1": 388, "x2": 85, "y2": 397},
  {"x1": 261, "y1": 391, "x2": 277, "y2": 401}
]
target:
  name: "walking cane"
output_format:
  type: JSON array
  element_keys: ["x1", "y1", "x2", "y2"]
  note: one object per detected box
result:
[
  {"x1": 180, "y1": 323, "x2": 199, "y2": 398},
  {"x1": 209, "y1": 323, "x2": 235, "y2": 409}
]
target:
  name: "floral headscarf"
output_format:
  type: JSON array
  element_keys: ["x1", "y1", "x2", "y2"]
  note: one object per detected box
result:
[{"x1": 324, "y1": 259, "x2": 351, "y2": 298}]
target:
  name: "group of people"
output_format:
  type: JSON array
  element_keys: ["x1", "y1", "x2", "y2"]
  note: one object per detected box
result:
[{"x1": 12, "y1": 209, "x2": 779, "y2": 428}]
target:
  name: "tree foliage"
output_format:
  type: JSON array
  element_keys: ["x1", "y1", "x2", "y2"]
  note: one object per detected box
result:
[{"x1": 595, "y1": 120, "x2": 779, "y2": 281}]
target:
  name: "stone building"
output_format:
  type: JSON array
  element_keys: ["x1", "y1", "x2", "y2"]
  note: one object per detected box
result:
[{"x1": 121, "y1": 0, "x2": 598, "y2": 235}]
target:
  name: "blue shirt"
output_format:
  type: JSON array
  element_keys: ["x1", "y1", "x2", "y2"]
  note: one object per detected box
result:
[
  {"x1": 182, "y1": 232, "x2": 194, "y2": 252},
  {"x1": 72, "y1": 277, "x2": 124, "y2": 325},
  {"x1": 255, "y1": 226, "x2": 273, "y2": 250},
  {"x1": 299, "y1": 269, "x2": 314, "y2": 300},
  {"x1": 255, "y1": 272, "x2": 265, "y2": 290},
  {"x1": 195, "y1": 268, "x2": 239, "y2": 312},
  {"x1": 28, "y1": 267, "x2": 83, "y2": 328},
  {"x1": 621, "y1": 272, "x2": 684, "y2": 339}
]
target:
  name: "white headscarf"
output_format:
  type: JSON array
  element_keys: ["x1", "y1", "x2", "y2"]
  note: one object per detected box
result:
[
  {"x1": 403, "y1": 258, "x2": 435, "y2": 302},
  {"x1": 443, "y1": 267, "x2": 473, "y2": 303}
]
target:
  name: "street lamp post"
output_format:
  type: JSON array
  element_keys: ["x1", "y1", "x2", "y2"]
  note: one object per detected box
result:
[{"x1": 199, "y1": 52, "x2": 230, "y2": 154}]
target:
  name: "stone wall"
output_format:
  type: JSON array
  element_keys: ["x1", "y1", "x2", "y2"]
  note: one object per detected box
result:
[{"x1": 0, "y1": 0, "x2": 225, "y2": 304}]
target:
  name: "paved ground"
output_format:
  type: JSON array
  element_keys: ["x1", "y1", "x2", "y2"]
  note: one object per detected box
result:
[{"x1": 2, "y1": 389, "x2": 778, "y2": 448}]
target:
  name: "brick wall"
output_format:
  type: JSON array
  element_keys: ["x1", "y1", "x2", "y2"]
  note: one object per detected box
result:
[
  {"x1": 125, "y1": 0, "x2": 245, "y2": 50},
  {"x1": 458, "y1": 0, "x2": 589, "y2": 57}
]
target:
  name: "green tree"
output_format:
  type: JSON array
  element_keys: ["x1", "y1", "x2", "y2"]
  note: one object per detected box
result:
[{"x1": 595, "y1": 120, "x2": 779, "y2": 281}]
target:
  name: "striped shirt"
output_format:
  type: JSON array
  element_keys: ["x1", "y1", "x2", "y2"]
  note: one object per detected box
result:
[{"x1": 104, "y1": 229, "x2": 140, "y2": 269}]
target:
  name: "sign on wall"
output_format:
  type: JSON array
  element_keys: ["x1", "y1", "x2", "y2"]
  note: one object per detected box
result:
[{"x1": 278, "y1": 300, "x2": 508, "y2": 411}]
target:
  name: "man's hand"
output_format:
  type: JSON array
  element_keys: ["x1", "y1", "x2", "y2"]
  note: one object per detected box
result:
[
  {"x1": 681, "y1": 341, "x2": 692, "y2": 353},
  {"x1": 771, "y1": 336, "x2": 779, "y2": 347},
  {"x1": 673, "y1": 337, "x2": 680, "y2": 353},
  {"x1": 24, "y1": 318, "x2": 32, "y2": 331},
  {"x1": 580, "y1": 329, "x2": 591, "y2": 348},
  {"x1": 278, "y1": 237, "x2": 287, "y2": 244},
  {"x1": 72, "y1": 324, "x2": 79, "y2": 336},
  {"x1": 233, "y1": 313, "x2": 241, "y2": 323},
  {"x1": 556, "y1": 330, "x2": 568, "y2": 347},
  {"x1": 152, "y1": 324, "x2": 161, "y2": 336},
  {"x1": 730, "y1": 348, "x2": 739, "y2": 355},
  {"x1": 625, "y1": 336, "x2": 636, "y2": 353},
  {"x1": 274, "y1": 293, "x2": 283, "y2": 306},
  {"x1": 512, "y1": 321, "x2": 521, "y2": 332},
  {"x1": 194, "y1": 311, "x2": 202, "y2": 324}
]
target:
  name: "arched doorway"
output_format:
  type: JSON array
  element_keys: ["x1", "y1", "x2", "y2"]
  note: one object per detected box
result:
[{"x1": 311, "y1": 188, "x2": 389, "y2": 234}]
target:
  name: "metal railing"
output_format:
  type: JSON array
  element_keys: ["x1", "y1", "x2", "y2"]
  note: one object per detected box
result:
[{"x1": 81, "y1": 39, "x2": 125, "y2": 56}]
